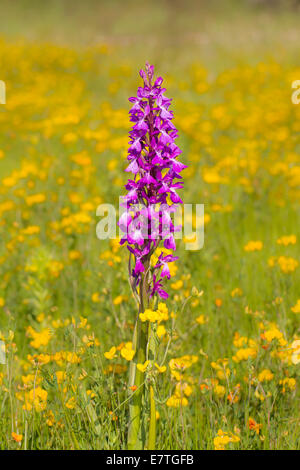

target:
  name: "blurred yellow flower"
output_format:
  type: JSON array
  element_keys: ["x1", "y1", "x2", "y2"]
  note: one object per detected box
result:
[
  {"x1": 120, "y1": 342, "x2": 135, "y2": 361},
  {"x1": 291, "y1": 300, "x2": 300, "y2": 314},
  {"x1": 258, "y1": 369, "x2": 274, "y2": 382},
  {"x1": 92, "y1": 292, "x2": 100, "y2": 303},
  {"x1": 155, "y1": 363, "x2": 166, "y2": 373},
  {"x1": 214, "y1": 384, "x2": 226, "y2": 397},
  {"x1": 244, "y1": 240, "x2": 263, "y2": 252},
  {"x1": 277, "y1": 235, "x2": 296, "y2": 246},
  {"x1": 12, "y1": 432, "x2": 23, "y2": 443},
  {"x1": 214, "y1": 429, "x2": 240, "y2": 450},
  {"x1": 196, "y1": 314, "x2": 208, "y2": 325},
  {"x1": 137, "y1": 361, "x2": 150, "y2": 373},
  {"x1": 65, "y1": 397, "x2": 76, "y2": 409},
  {"x1": 104, "y1": 346, "x2": 117, "y2": 360}
]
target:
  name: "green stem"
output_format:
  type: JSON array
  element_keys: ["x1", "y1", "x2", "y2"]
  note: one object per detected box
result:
[
  {"x1": 128, "y1": 263, "x2": 149, "y2": 450},
  {"x1": 148, "y1": 385, "x2": 156, "y2": 450}
]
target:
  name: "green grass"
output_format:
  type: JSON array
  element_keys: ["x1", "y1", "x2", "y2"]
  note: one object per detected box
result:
[{"x1": 0, "y1": 0, "x2": 299, "y2": 450}]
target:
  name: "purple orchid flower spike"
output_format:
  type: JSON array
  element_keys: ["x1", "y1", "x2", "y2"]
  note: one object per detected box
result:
[
  {"x1": 123, "y1": 63, "x2": 187, "y2": 450},
  {"x1": 119, "y1": 63, "x2": 187, "y2": 301}
]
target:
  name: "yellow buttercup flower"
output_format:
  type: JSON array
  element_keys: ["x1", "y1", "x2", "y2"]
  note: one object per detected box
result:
[
  {"x1": 157, "y1": 303, "x2": 169, "y2": 320},
  {"x1": 258, "y1": 369, "x2": 274, "y2": 382},
  {"x1": 291, "y1": 300, "x2": 300, "y2": 314},
  {"x1": 22, "y1": 225, "x2": 40, "y2": 235},
  {"x1": 244, "y1": 240, "x2": 263, "y2": 252},
  {"x1": 261, "y1": 325, "x2": 286, "y2": 346},
  {"x1": 277, "y1": 256, "x2": 299, "y2": 274},
  {"x1": 231, "y1": 288, "x2": 243, "y2": 298},
  {"x1": 69, "y1": 250, "x2": 81, "y2": 260},
  {"x1": 176, "y1": 382, "x2": 193, "y2": 397},
  {"x1": 214, "y1": 429, "x2": 240, "y2": 450},
  {"x1": 156, "y1": 325, "x2": 166, "y2": 338},
  {"x1": 196, "y1": 314, "x2": 208, "y2": 325},
  {"x1": 120, "y1": 342, "x2": 135, "y2": 361},
  {"x1": 23, "y1": 387, "x2": 48, "y2": 412},
  {"x1": 104, "y1": 346, "x2": 117, "y2": 360},
  {"x1": 279, "y1": 377, "x2": 296, "y2": 393},
  {"x1": 214, "y1": 384, "x2": 226, "y2": 397},
  {"x1": 25, "y1": 193, "x2": 46, "y2": 206},
  {"x1": 139, "y1": 309, "x2": 158, "y2": 323},
  {"x1": 232, "y1": 347, "x2": 257, "y2": 363},
  {"x1": 137, "y1": 361, "x2": 150, "y2": 373},
  {"x1": 140, "y1": 305, "x2": 169, "y2": 324},
  {"x1": 46, "y1": 410, "x2": 55, "y2": 427},
  {"x1": 166, "y1": 395, "x2": 188, "y2": 408},
  {"x1": 92, "y1": 292, "x2": 100, "y2": 303},
  {"x1": 277, "y1": 235, "x2": 296, "y2": 246},
  {"x1": 113, "y1": 295, "x2": 127, "y2": 305},
  {"x1": 171, "y1": 280, "x2": 183, "y2": 290},
  {"x1": 65, "y1": 397, "x2": 76, "y2": 409},
  {"x1": 26, "y1": 327, "x2": 51, "y2": 349}
]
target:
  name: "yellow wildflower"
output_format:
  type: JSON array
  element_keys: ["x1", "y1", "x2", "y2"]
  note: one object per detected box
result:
[
  {"x1": 139, "y1": 309, "x2": 159, "y2": 323},
  {"x1": 22, "y1": 225, "x2": 40, "y2": 235},
  {"x1": 25, "y1": 193, "x2": 46, "y2": 206},
  {"x1": 120, "y1": 342, "x2": 135, "y2": 361},
  {"x1": 279, "y1": 377, "x2": 296, "y2": 393},
  {"x1": 113, "y1": 295, "x2": 127, "y2": 305},
  {"x1": 166, "y1": 395, "x2": 188, "y2": 408},
  {"x1": 155, "y1": 363, "x2": 166, "y2": 373},
  {"x1": 137, "y1": 361, "x2": 150, "y2": 373},
  {"x1": 12, "y1": 432, "x2": 23, "y2": 443},
  {"x1": 65, "y1": 397, "x2": 76, "y2": 409},
  {"x1": 46, "y1": 410, "x2": 55, "y2": 427},
  {"x1": 69, "y1": 250, "x2": 81, "y2": 260},
  {"x1": 104, "y1": 346, "x2": 117, "y2": 360},
  {"x1": 214, "y1": 429, "x2": 240, "y2": 450},
  {"x1": 232, "y1": 347, "x2": 257, "y2": 363},
  {"x1": 244, "y1": 240, "x2": 263, "y2": 252},
  {"x1": 248, "y1": 417, "x2": 262, "y2": 435},
  {"x1": 258, "y1": 369, "x2": 274, "y2": 382},
  {"x1": 23, "y1": 387, "x2": 48, "y2": 412},
  {"x1": 277, "y1": 256, "x2": 298, "y2": 274},
  {"x1": 291, "y1": 300, "x2": 300, "y2": 314},
  {"x1": 277, "y1": 235, "x2": 296, "y2": 246},
  {"x1": 92, "y1": 292, "x2": 100, "y2": 303},
  {"x1": 26, "y1": 327, "x2": 51, "y2": 349},
  {"x1": 214, "y1": 384, "x2": 226, "y2": 397},
  {"x1": 196, "y1": 314, "x2": 209, "y2": 325},
  {"x1": 231, "y1": 287, "x2": 243, "y2": 297},
  {"x1": 156, "y1": 325, "x2": 166, "y2": 338},
  {"x1": 171, "y1": 280, "x2": 183, "y2": 290}
]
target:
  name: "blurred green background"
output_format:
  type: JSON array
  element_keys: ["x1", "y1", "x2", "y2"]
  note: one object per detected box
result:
[{"x1": 1, "y1": 0, "x2": 300, "y2": 69}]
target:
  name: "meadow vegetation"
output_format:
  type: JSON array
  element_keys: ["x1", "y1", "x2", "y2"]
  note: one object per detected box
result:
[{"x1": 0, "y1": 0, "x2": 299, "y2": 450}]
